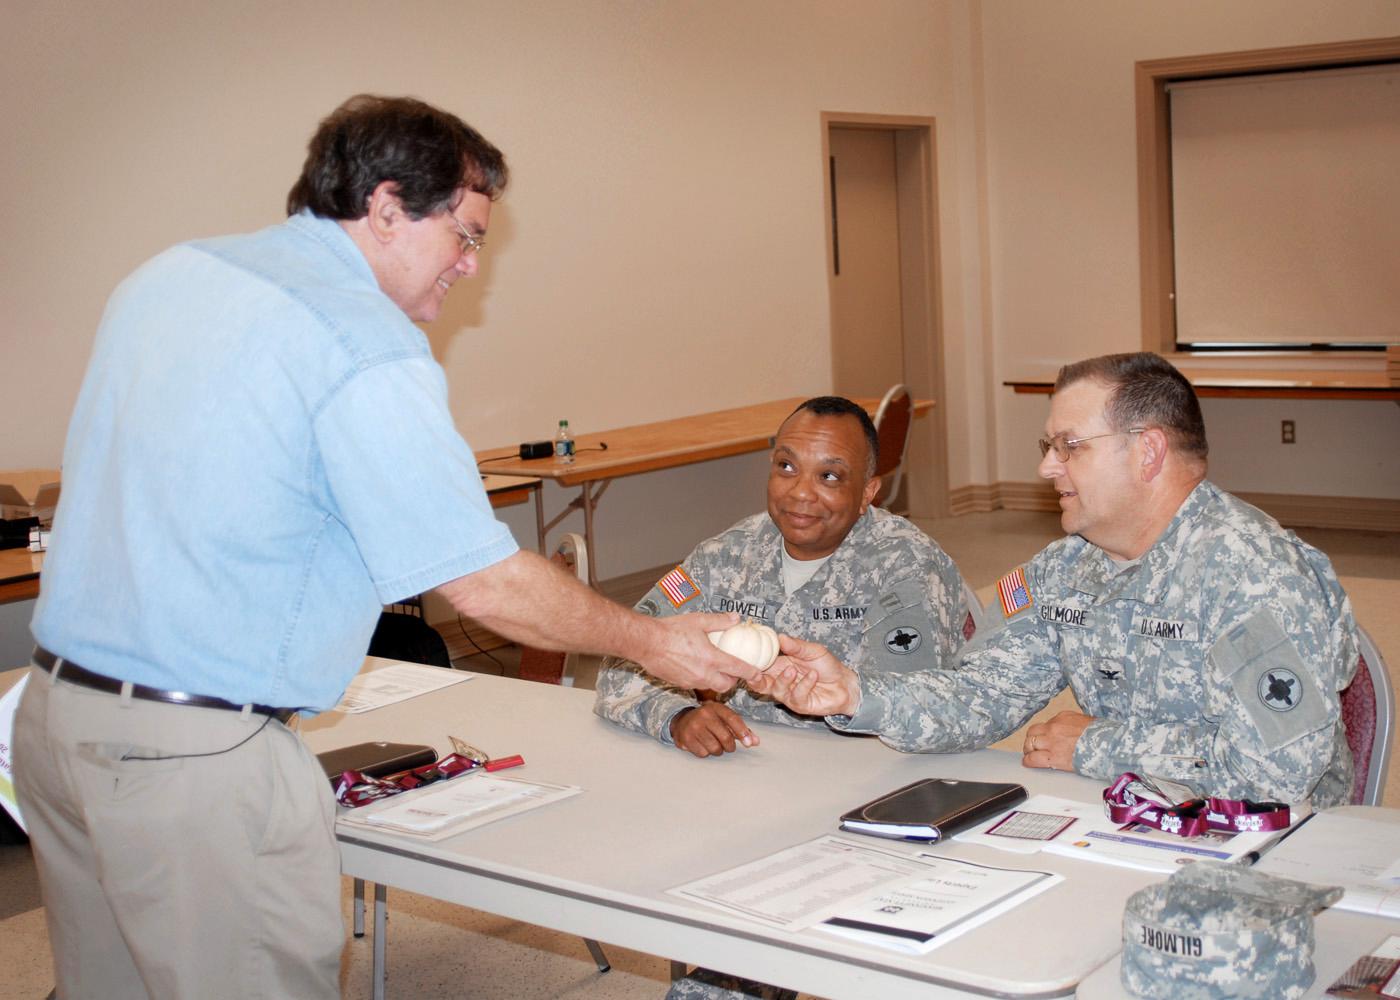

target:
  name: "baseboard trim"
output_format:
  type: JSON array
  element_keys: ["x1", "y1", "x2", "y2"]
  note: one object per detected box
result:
[
  {"x1": 947, "y1": 483, "x2": 1002, "y2": 515},
  {"x1": 1236, "y1": 491, "x2": 1400, "y2": 532},
  {"x1": 996, "y1": 481, "x2": 1060, "y2": 512},
  {"x1": 949, "y1": 481, "x2": 1400, "y2": 532},
  {"x1": 948, "y1": 481, "x2": 1059, "y2": 513}
]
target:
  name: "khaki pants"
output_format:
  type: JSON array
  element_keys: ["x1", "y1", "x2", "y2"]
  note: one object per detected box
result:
[{"x1": 14, "y1": 667, "x2": 343, "y2": 1000}]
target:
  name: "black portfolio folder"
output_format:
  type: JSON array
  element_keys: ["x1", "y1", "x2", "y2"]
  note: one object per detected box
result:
[
  {"x1": 840, "y1": 778, "x2": 1027, "y2": 842},
  {"x1": 317, "y1": 741, "x2": 437, "y2": 783}
]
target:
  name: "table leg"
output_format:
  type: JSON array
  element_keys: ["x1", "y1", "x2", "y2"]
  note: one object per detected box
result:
[
  {"x1": 533, "y1": 485, "x2": 546, "y2": 554},
  {"x1": 373, "y1": 882, "x2": 388, "y2": 1000},
  {"x1": 584, "y1": 937, "x2": 611, "y2": 973},
  {"x1": 580, "y1": 482, "x2": 598, "y2": 588},
  {"x1": 540, "y1": 480, "x2": 612, "y2": 589},
  {"x1": 353, "y1": 877, "x2": 365, "y2": 937}
]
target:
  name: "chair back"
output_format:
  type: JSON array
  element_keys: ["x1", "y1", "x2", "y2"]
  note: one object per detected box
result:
[
  {"x1": 1342, "y1": 625, "x2": 1394, "y2": 805},
  {"x1": 960, "y1": 579, "x2": 986, "y2": 644},
  {"x1": 366, "y1": 595, "x2": 451, "y2": 668},
  {"x1": 872, "y1": 384, "x2": 913, "y2": 507},
  {"x1": 518, "y1": 533, "x2": 590, "y2": 686}
]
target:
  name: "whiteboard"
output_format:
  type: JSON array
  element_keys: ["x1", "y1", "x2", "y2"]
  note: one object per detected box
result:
[{"x1": 1169, "y1": 63, "x2": 1400, "y2": 346}]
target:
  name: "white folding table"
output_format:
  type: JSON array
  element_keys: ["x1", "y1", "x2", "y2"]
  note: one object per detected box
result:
[{"x1": 301, "y1": 661, "x2": 1160, "y2": 1000}]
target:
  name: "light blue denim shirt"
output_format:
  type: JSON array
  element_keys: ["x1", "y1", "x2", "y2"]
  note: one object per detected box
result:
[{"x1": 32, "y1": 212, "x2": 518, "y2": 710}]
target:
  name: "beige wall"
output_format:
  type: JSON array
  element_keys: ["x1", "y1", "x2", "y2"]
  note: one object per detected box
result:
[
  {"x1": 1, "y1": 0, "x2": 988, "y2": 578},
  {"x1": 4, "y1": 1, "x2": 1396, "y2": 584},
  {"x1": 978, "y1": 0, "x2": 1400, "y2": 497}
]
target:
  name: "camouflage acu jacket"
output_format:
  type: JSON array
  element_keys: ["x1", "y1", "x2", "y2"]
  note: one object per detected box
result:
[
  {"x1": 834, "y1": 481, "x2": 1358, "y2": 807},
  {"x1": 594, "y1": 506, "x2": 969, "y2": 744}
]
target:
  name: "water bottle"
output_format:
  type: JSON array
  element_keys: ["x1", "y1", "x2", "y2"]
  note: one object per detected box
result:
[{"x1": 555, "y1": 419, "x2": 575, "y2": 464}]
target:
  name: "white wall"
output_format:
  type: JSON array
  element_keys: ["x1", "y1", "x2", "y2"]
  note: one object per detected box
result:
[
  {"x1": 1202, "y1": 398, "x2": 1400, "y2": 496},
  {"x1": 1, "y1": 0, "x2": 986, "y2": 579},
  {"x1": 978, "y1": 0, "x2": 1400, "y2": 497},
  {"x1": 5, "y1": 1, "x2": 1395, "y2": 596}
]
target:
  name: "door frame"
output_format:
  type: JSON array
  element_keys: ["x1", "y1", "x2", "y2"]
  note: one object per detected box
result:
[{"x1": 822, "y1": 112, "x2": 949, "y2": 517}]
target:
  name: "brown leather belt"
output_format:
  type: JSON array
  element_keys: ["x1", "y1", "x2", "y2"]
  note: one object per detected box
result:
[{"x1": 32, "y1": 646, "x2": 298, "y2": 723}]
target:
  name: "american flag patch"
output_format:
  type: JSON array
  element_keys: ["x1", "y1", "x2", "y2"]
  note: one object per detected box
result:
[
  {"x1": 996, "y1": 567, "x2": 1033, "y2": 617},
  {"x1": 657, "y1": 566, "x2": 701, "y2": 608}
]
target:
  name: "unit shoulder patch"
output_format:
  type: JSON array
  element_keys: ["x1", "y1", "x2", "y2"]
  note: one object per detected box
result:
[
  {"x1": 883, "y1": 627, "x2": 922, "y2": 655},
  {"x1": 1209, "y1": 609, "x2": 1327, "y2": 752}
]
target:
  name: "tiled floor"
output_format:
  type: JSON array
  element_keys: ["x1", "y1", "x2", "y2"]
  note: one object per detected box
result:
[{"x1": 4, "y1": 509, "x2": 1397, "y2": 999}]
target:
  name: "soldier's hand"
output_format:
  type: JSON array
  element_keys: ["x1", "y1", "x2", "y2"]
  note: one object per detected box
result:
[
  {"x1": 1022, "y1": 710, "x2": 1095, "y2": 771},
  {"x1": 643, "y1": 612, "x2": 750, "y2": 692},
  {"x1": 749, "y1": 634, "x2": 861, "y2": 716},
  {"x1": 669, "y1": 702, "x2": 758, "y2": 758}
]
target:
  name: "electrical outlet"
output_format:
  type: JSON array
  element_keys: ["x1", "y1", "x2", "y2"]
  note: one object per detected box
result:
[{"x1": 1281, "y1": 420, "x2": 1296, "y2": 444}]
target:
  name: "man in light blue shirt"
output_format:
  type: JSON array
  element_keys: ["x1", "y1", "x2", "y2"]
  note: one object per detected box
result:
[{"x1": 16, "y1": 95, "x2": 751, "y2": 1000}]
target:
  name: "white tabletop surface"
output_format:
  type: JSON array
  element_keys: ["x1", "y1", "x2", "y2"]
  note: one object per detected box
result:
[{"x1": 301, "y1": 660, "x2": 1165, "y2": 1000}]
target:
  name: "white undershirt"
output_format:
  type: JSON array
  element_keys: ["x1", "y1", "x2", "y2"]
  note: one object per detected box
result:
[{"x1": 781, "y1": 546, "x2": 832, "y2": 596}]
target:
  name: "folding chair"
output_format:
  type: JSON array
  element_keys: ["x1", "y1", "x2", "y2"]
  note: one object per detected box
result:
[
  {"x1": 872, "y1": 384, "x2": 913, "y2": 509},
  {"x1": 366, "y1": 595, "x2": 451, "y2": 668},
  {"x1": 1342, "y1": 624, "x2": 1394, "y2": 805},
  {"x1": 960, "y1": 579, "x2": 987, "y2": 644},
  {"x1": 518, "y1": 533, "x2": 589, "y2": 686}
]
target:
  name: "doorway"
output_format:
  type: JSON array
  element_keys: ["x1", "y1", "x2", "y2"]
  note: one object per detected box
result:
[{"x1": 823, "y1": 114, "x2": 947, "y2": 516}]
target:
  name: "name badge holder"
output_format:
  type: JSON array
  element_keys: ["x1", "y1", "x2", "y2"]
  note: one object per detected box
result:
[{"x1": 1103, "y1": 772, "x2": 1292, "y2": 837}]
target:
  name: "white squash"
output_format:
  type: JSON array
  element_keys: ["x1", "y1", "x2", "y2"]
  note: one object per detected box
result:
[{"x1": 706, "y1": 621, "x2": 780, "y2": 672}]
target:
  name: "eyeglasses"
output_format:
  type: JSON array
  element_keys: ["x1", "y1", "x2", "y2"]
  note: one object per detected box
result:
[
  {"x1": 448, "y1": 213, "x2": 486, "y2": 257},
  {"x1": 1037, "y1": 428, "x2": 1145, "y2": 462}
]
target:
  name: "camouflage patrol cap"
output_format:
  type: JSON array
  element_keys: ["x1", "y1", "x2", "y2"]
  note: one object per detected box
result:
[{"x1": 1121, "y1": 861, "x2": 1342, "y2": 999}]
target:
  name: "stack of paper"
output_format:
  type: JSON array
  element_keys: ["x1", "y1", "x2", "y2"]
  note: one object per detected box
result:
[
  {"x1": 339, "y1": 774, "x2": 582, "y2": 840},
  {"x1": 819, "y1": 858, "x2": 1061, "y2": 954},
  {"x1": 668, "y1": 834, "x2": 1062, "y2": 954}
]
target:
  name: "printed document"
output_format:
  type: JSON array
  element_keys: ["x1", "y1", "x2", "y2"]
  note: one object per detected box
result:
[
  {"x1": 0, "y1": 674, "x2": 28, "y2": 832},
  {"x1": 1255, "y1": 812, "x2": 1400, "y2": 916},
  {"x1": 340, "y1": 774, "x2": 581, "y2": 839},
  {"x1": 669, "y1": 834, "x2": 1057, "y2": 942},
  {"x1": 819, "y1": 857, "x2": 1062, "y2": 954},
  {"x1": 669, "y1": 835, "x2": 945, "y2": 930},
  {"x1": 335, "y1": 661, "x2": 470, "y2": 714}
]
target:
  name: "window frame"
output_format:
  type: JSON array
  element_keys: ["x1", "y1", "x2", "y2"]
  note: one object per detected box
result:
[{"x1": 1135, "y1": 36, "x2": 1400, "y2": 357}]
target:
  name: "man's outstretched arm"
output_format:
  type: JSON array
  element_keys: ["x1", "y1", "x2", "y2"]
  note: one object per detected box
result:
[{"x1": 438, "y1": 550, "x2": 748, "y2": 692}]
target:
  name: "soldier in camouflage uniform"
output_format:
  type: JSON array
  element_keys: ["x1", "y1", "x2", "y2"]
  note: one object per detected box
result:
[
  {"x1": 759, "y1": 354, "x2": 1358, "y2": 808},
  {"x1": 597, "y1": 396, "x2": 969, "y2": 1000},
  {"x1": 594, "y1": 396, "x2": 969, "y2": 756}
]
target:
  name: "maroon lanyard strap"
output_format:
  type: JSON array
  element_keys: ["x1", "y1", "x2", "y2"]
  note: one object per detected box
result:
[
  {"x1": 333, "y1": 751, "x2": 483, "y2": 808},
  {"x1": 1103, "y1": 773, "x2": 1291, "y2": 837}
]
